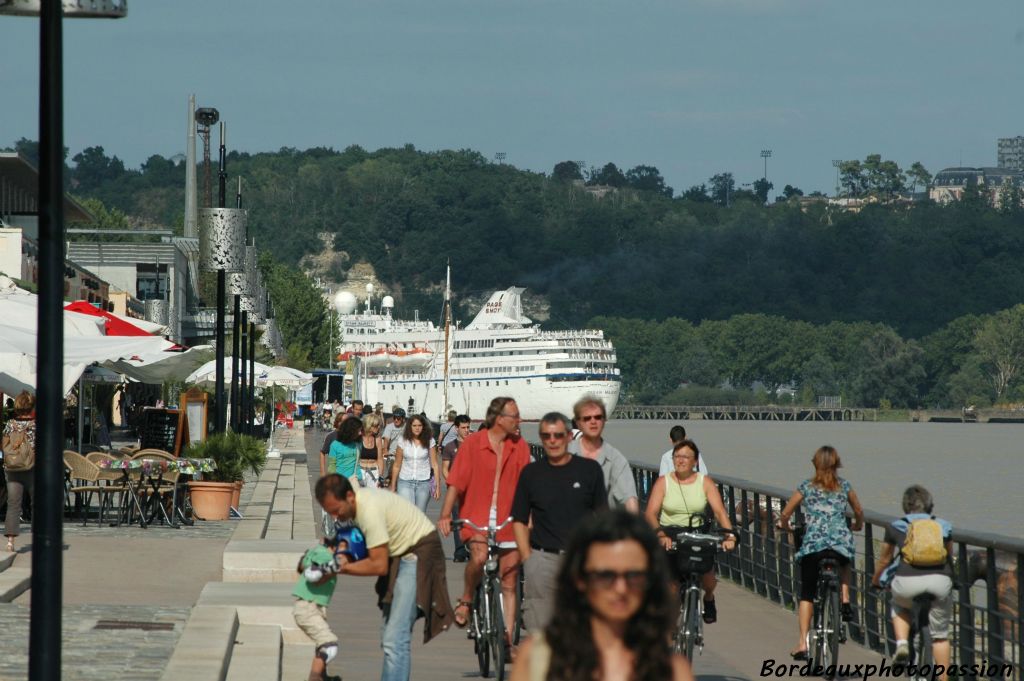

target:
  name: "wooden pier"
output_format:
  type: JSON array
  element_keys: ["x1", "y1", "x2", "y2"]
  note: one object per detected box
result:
[
  {"x1": 611, "y1": 404, "x2": 877, "y2": 421},
  {"x1": 911, "y1": 408, "x2": 1024, "y2": 423}
]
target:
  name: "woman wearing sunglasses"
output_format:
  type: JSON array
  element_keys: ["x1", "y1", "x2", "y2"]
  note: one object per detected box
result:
[{"x1": 510, "y1": 509, "x2": 694, "y2": 681}]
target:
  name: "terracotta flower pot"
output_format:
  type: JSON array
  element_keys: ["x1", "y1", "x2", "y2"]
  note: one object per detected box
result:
[
  {"x1": 188, "y1": 480, "x2": 235, "y2": 521},
  {"x1": 231, "y1": 481, "x2": 243, "y2": 509}
]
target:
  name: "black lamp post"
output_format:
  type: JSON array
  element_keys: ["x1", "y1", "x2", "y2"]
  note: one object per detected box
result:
[
  {"x1": 230, "y1": 294, "x2": 241, "y2": 429},
  {"x1": 0, "y1": 3, "x2": 127, "y2": 680}
]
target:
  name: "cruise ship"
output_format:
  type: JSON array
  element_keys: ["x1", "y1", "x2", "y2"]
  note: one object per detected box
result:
[{"x1": 334, "y1": 284, "x2": 620, "y2": 421}]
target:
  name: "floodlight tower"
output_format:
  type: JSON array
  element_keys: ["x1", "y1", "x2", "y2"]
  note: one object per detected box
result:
[
  {"x1": 761, "y1": 149, "x2": 772, "y2": 183},
  {"x1": 832, "y1": 159, "x2": 843, "y2": 197},
  {"x1": 196, "y1": 107, "x2": 220, "y2": 208}
]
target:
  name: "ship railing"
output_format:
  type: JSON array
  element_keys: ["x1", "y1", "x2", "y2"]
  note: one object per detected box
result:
[{"x1": 623, "y1": 460, "x2": 1022, "y2": 679}]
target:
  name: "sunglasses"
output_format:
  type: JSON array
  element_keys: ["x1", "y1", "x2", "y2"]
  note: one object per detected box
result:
[
  {"x1": 579, "y1": 414, "x2": 604, "y2": 423},
  {"x1": 539, "y1": 432, "x2": 568, "y2": 441},
  {"x1": 584, "y1": 569, "x2": 648, "y2": 591}
]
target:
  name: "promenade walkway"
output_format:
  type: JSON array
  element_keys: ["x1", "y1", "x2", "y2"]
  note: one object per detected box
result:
[{"x1": 303, "y1": 431, "x2": 883, "y2": 681}]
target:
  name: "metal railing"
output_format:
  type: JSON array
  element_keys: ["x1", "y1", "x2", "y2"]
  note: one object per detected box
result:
[{"x1": 630, "y1": 460, "x2": 1021, "y2": 680}]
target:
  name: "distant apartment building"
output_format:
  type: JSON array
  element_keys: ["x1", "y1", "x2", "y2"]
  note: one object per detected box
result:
[
  {"x1": 929, "y1": 167, "x2": 1024, "y2": 207},
  {"x1": 997, "y1": 137, "x2": 1024, "y2": 171}
]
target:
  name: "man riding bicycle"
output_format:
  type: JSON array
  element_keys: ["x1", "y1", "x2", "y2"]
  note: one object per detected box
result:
[
  {"x1": 437, "y1": 397, "x2": 531, "y2": 648},
  {"x1": 871, "y1": 485, "x2": 954, "y2": 680}
]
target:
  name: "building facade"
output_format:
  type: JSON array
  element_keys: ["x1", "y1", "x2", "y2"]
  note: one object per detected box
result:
[{"x1": 997, "y1": 137, "x2": 1024, "y2": 172}]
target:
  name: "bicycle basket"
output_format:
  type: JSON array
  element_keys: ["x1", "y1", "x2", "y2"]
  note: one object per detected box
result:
[{"x1": 674, "y1": 535, "x2": 717, "y2": 575}]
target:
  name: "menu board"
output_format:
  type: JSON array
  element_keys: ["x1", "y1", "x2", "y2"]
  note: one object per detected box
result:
[{"x1": 139, "y1": 408, "x2": 183, "y2": 455}]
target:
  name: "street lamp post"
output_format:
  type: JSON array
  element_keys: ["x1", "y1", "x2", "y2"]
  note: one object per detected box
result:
[{"x1": 0, "y1": 4, "x2": 127, "y2": 680}]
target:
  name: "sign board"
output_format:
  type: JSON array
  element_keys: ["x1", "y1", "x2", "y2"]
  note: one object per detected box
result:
[
  {"x1": 295, "y1": 383, "x2": 313, "y2": 405},
  {"x1": 139, "y1": 407, "x2": 184, "y2": 456},
  {"x1": 180, "y1": 387, "x2": 208, "y2": 446}
]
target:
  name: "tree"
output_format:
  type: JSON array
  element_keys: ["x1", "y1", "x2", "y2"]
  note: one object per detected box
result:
[
  {"x1": 552, "y1": 161, "x2": 583, "y2": 182},
  {"x1": 849, "y1": 328, "x2": 926, "y2": 407},
  {"x1": 973, "y1": 305, "x2": 1024, "y2": 401},
  {"x1": 906, "y1": 162, "x2": 932, "y2": 194},
  {"x1": 71, "y1": 146, "x2": 126, "y2": 193},
  {"x1": 839, "y1": 160, "x2": 865, "y2": 197},
  {"x1": 680, "y1": 184, "x2": 711, "y2": 202},
  {"x1": 625, "y1": 165, "x2": 672, "y2": 197},
  {"x1": 782, "y1": 185, "x2": 804, "y2": 200},
  {"x1": 753, "y1": 178, "x2": 774, "y2": 204},
  {"x1": 589, "y1": 162, "x2": 627, "y2": 188},
  {"x1": 708, "y1": 173, "x2": 735, "y2": 206}
]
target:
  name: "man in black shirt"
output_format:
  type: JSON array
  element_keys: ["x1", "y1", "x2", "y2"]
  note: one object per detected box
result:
[{"x1": 511, "y1": 411, "x2": 607, "y2": 632}]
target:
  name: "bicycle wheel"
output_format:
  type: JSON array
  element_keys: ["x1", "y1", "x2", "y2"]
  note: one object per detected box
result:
[
  {"x1": 474, "y1": 585, "x2": 491, "y2": 678},
  {"x1": 490, "y1": 577, "x2": 508, "y2": 680},
  {"x1": 512, "y1": 566, "x2": 524, "y2": 645},
  {"x1": 677, "y1": 585, "x2": 701, "y2": 660},
  {"x1": 818, "y1": 587, "x2": 841, "y2": 678},
  {"x1": 909, "y1": 606, "x2": 933, "y2": 678}
]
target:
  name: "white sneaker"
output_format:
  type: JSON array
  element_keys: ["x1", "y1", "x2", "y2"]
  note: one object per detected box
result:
[{"x1": 893, "y1": 641, "x2": 910, "y2": 664}]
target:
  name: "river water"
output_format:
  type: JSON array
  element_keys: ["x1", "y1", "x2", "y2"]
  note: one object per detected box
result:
[{"x1": 568, "y1": 420, "x2": 1021, "y2": 539}]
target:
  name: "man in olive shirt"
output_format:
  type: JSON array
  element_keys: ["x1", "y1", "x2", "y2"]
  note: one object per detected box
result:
[
  {"x1": 512, "y1": 412, "x2": 607, "y2": 631},
  {"x1": 316, "y1": 474, "x2": 453, "y2": 681},
  {"x1": 567, "y1": 395, "x2": 638, "y2": 511}
]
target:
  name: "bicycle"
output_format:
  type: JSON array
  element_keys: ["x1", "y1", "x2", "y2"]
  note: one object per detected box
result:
[
  {"x1": 453, "y1": 516, "x2": 515, "y2": 680},
  {"x1": 669, "y1": 528, "x2": 737, "y2": 661},
  {"x1": 878, "y1": 589, "x2": 934, "y2": 679},
  {"x1": 808, "y1": 550, "x2": 848, "y2": 677}
]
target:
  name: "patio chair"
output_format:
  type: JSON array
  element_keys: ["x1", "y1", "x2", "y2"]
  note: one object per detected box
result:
[
  {"x1": 62, "y1": 451, "x2": 121, "y2": 526},
  {"x1": 129, "y1": 449, "x2": 183, "y2": 526}
]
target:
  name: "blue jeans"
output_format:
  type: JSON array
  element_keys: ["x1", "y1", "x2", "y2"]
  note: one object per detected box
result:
[
  {"x1": 396, "y1": 478, "x2": 430, "y2": 512},
  {"x1": 381, "y1": 553, "x2": 418, "y2": 681}
]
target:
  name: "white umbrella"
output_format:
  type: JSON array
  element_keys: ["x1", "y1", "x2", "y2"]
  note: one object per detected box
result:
[
  {"x1": 261, "y1": 365, "x2": 315, "y2": 389},
  {"x1": 0, "y1": 320, "x2": 173, "y2": 395},
  {"x1": 0, "y1": 275, "x2": 106, "y2": 337},
  {"x1": 186, "y1": 357, "x2": 275, "y2": 387}
]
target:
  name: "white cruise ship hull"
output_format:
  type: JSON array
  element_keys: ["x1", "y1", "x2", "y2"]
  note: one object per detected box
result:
[{"x1": 360, "y1": 374, "x2": 620, "y2": 422}]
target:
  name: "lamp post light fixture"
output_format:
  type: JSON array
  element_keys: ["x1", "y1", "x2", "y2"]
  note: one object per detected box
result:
[
  {"x1": 832, "y1": 159, "x2": 843, "y2": 197},
  {"x1": 0, "y1": 4, "x2": 126, "y2": 681}
]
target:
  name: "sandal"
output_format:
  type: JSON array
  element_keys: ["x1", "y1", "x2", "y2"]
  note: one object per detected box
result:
[
  {"x1": 5, "y1": 538, "x2": 13, "y2": 553},
  {"x1": 453, "y1": 599, "x2": 471, "y2": 628}
]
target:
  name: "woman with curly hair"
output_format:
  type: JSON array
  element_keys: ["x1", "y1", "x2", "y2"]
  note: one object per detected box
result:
[{"x1": 510, "y1": 509, "x2": 693, "y2": 681}]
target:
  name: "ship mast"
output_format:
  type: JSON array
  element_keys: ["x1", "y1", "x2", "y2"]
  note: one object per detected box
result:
[{"x1": 442, "y1": 262, "x2": 452, "y2": 421}]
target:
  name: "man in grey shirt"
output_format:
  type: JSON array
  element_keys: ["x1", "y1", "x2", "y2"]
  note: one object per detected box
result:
[
  {"x1": 567, "y1": 396, "x2": 638, "y2": 512},
  {"x1": 381, "y1": 407, "x2": 406, "y2": 456}
]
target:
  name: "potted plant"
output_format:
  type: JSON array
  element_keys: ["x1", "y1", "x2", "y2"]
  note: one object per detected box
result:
[{"x1": 185, "y1": 431, "x2": 266, "y2": 520}]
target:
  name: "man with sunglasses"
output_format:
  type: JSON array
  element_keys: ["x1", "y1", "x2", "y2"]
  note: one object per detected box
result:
[
  {"x1": 512, "y1": 412, "x2": 607, "y2": 631},
  {"x1": 567, "y1": 396, "x2": 639, "y2": 512}
]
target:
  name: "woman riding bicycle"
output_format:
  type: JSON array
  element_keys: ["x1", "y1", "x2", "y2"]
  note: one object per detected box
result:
[
  {"x1": 778, "y1": 445, "x2": 864, "y2": 660},
  {"x1": 510, "y1": 509, "x2": 694, "y2": 681},
  {"x1": 643, "y1": 439, "x2": 736, "y2": 625},
  {"x1": 870, "y1": 485, "x2": 953, "y2": 679}
]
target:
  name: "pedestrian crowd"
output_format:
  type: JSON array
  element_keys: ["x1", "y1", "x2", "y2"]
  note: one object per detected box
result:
[{"x1": 292, "y1": 393, "x2": 958, "y2": 681}]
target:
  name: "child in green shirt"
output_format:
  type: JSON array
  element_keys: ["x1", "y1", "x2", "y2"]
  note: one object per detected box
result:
[{"x1": 292, "y1": 527, "x2": 365, "y2": 681}]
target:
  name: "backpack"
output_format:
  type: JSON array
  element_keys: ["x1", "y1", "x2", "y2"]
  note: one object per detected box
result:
[
  {"x1": 900, "y1": 516, "x2": 947, "y2": 567},
  {"x1": 2, "y1": 426, "x2": 35, "y2": 472}
]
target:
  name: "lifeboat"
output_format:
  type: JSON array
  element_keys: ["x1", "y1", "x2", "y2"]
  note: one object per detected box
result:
[{"x1": 337, "y1": 347, "x2": 434, "y2": 370}]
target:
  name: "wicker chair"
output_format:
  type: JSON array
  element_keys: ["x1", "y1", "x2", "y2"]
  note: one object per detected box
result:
[
  {"x1": 63, "y1": 451, "x2": 121, "y2": 526},
  {"x1": 129, "y1": 449, "x2": 183, "y2": 526}
]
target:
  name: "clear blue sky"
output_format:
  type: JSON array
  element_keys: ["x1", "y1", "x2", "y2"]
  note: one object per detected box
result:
[{"x1": 2, "y1": 1, "x2": 1022, "y2": 195}]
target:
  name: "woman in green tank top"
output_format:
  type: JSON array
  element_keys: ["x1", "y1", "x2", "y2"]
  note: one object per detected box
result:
[{"x1": 643, "y1": 439, "x2": 737, "y2": 625}]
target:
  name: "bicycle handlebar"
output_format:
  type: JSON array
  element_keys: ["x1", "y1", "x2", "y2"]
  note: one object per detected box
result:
[
  {"x1": 453, "y1": 516, "x2": 514, "y2": 535},
  {"x1": 673, "y1": 527, "x2": 741, "y2": 546}
]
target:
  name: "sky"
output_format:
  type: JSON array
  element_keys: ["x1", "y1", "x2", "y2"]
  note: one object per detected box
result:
[{"x1": 1, "y1": 0, "x2": 1023, "y2": 196}]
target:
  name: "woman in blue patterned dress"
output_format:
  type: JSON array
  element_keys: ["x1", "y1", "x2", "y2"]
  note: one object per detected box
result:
[{"x1": 777, "y1": 446, "x2": 864, "y2": 660}]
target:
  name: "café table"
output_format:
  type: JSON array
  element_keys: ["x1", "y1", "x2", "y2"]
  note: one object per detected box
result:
[{"x1": 97, "y1": 457, "x2": 216, "y2": 528}]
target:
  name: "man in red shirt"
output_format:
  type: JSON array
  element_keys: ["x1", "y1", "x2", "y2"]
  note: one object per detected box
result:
[{"x1": 438, "y1": 397, "x2": 530, "y2": 640}]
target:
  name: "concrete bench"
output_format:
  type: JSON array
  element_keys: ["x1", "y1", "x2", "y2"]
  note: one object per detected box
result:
[
  {"x1": 225, "y1": 624, "x2": 282, "y2": 681},
  {"x1": 160, "y1": 605, "x2": 239, "y2": 681},
  {"x1": 222, "y1": 540, "x2": 308, "y2": 583},
  {"x1": 198, "y1": 581, "x2": 311, "y2": 645}
]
